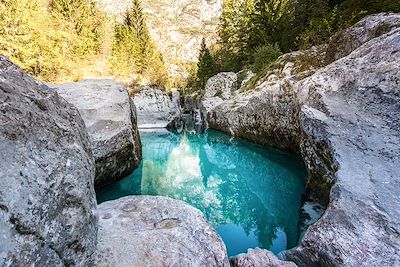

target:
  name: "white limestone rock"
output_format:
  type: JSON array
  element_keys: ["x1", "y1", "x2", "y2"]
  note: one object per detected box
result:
[
  {"x1": 201, "y1": 14, "x2": 400, "y2": 266},
  {"x1": 92, "y1": 196, "x2": 230, "y2": 267},
  {"x1": 231, "y1": 249, "x2": 297, "y2": 267},
  {"x1": 0, "y1": 56, "x2": 97, "y2": 266},
  {"x1": 54, "y1": 79, "x2": 142, "y2": 187},
  {"x1": 132, "y1": 85, "x2": 181, "y2": 129}
]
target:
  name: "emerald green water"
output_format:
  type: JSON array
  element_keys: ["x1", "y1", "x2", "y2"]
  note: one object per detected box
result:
[{"x1": 97, "y1": 129, "x2": 308, "y2": 257}]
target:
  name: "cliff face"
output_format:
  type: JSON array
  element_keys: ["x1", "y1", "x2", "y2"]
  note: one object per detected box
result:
[{"x1": 96, "y1": 0, "x2": 222, "y2": 79}]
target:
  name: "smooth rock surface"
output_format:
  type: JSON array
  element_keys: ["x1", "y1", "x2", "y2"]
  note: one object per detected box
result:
[
  {"x1": 325, "y1": 13, "x2": 400, "y2": 63},
  {"x1": 204, "y1": 60, "x2": 301, "y2": 151},
  {"x1": 54, "y1": 80, "x2": 142, "y2": 187},
  {"x1": 202, "y1": 14, "x2": 400, "y2": 267},
  {"x1": 0, "y1": 56, "x2": 97, "y2": 266},
  {"x1": 230, "y1": 249, "x2": 297, "y2": 267},
  {"x1": 92, "y1": 196, "x2": 230, "y2": 267},
  {"x1": 132, "y1": 85, "x2": 181, "y2": 128}
]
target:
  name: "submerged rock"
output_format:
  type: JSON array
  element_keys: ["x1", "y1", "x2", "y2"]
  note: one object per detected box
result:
[
  {"x1": 54, "y1": 80, "x2": 142, "y2": 188},
  {"x1": 230, "y1": 249, "x2": 297, "y2": 267},
  {"x1": 93, "y1": 196, "x2": 230, "y2": 267},
  {"x1": 132, "y1": 85, "x2": 181, "y2": 129},
  {"x1": 0, "y1": 56, "x2": 97, "y2": 266},
  {"x1": 202, "y1": 14, "x2": 400, "y2": 267}
]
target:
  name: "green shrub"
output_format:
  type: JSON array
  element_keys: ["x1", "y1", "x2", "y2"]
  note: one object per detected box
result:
[{"x1": 252, "y1": 43, "x2": 282, "y2": 73}]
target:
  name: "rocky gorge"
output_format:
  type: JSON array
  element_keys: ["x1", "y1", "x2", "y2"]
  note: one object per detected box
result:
[
  {"x1": 0, "y1": 55, "x2": 229, "y2": 266},
  {"x1": 0, "y1": 12, "x2": 399, "y2": 267},
  {"x1": 195, "y1": 13, "x2": 400, "y2": 267}
]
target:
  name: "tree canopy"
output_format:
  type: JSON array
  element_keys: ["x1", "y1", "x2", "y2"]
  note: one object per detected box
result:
[
  {"x1": 210, "y1": 0, "x2": 400, "y2": 76},
  {"x1": 109, "y1": 0, "x2": 169, "y2": 88},
  {"x1": 195, "y1": 38, "x2": 217, "y2": 89},
  {"x1": 0, "y1": 0, "x2": 170, "y2": 88}
]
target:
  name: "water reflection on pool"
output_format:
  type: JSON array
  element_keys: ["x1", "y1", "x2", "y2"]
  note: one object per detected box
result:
[{"x1": 97, "y1": 129, "x2": 308, "y2": 256}]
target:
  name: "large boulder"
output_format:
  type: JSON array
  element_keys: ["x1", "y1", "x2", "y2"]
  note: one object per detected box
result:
[
  {"x1": 201, "y1": 72, "x2": 238, "y2": 116},
  {"x1": 0, "y1": 56, "x2": 97, "y2": 266},
  {"x1": 230, "y1": 249, "x2": 297, "y2": 267},
  {"x1": 202, "y1": 14, "x2": 400, "y2": 267},
  {"x1": 92, "y1": 196, "x2": 230, "y2": 267},
  {"x1": 132, "y1": 85, "x2": 181, "y2": 128},
  {"x1": 205, "y1": 60, "x2": 301, "y2": 151},
  {"x1": 325, "y1": 13, "x2": 400, "y2": 63},
  {"x1": 54, "y1": 80, "x2": 142, "y2": 188}
]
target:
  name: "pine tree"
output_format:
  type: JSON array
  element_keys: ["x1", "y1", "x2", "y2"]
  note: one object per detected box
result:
[
  {"x1": 121, "y1": 0, "x2": 152, "y2": 73},
  {"x1": 129, "y1": 0, "x2": 146, "y2": 40},
  {"x1": 110, "y1": 0, "x2": 169, "y2": 88},
  {"x1": 250, "y1": 0, "x2": 290, "y2": 50},
  {"x1": 111, "y1": 0, "x2": 150, "y2": 74},
  {"x1": 50, "y1": 0, "x2": 105, "y2": 56},
  {"x1": 218, "y1": 0, "x2": 255, "y2": 71},
  {"x1": 196, "y1": 38, "x2": 216, "y2": 89}
]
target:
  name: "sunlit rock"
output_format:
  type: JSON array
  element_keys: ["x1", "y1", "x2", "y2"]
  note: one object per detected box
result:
[
  {"x1": 132, "y1": 85, "x2": 181, "y2": 128},
  {"x1": 54, "y1": 79, "x2": 142, "y2": 187},
  {"x1": 230, "y1": 249, "x2": 297, "y2": 267},
  {"x1": 0, "y1": 56, "x2": 97, "y2": 266},
  {"x1": 201, "y1": 14, "x2": 400, "y2": 266},
  {"x1": 201, "y1": 72, "x2": 238, "y2": 122},
  {"x1": 286, "y1": 22, "x2": 400, "y2": 267},
  {"x1": 325, "y1": 12, "x2": 400, "y2": 63},
  {"x1": 92, "y1": 196, "x2": 230, "y2": 267}
]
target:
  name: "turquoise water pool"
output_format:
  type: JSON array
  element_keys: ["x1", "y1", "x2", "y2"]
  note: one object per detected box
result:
[{"x1": 97, "y1": 129, "x2": 308, "y2": 257}]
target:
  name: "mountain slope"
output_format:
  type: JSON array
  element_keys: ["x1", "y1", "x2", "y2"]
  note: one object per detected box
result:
[{"x1": 96, "y1": 0, "x2": 222, "y2": 80}]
